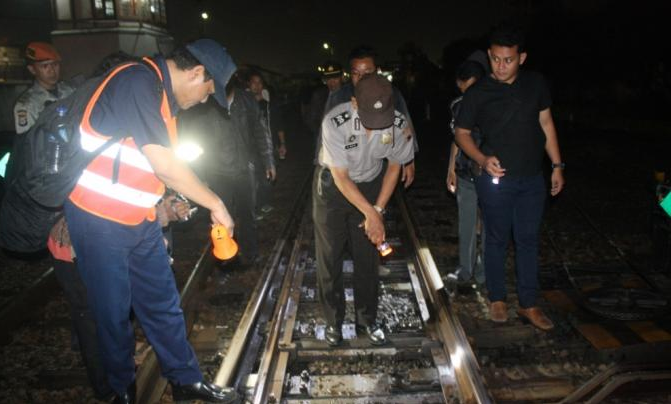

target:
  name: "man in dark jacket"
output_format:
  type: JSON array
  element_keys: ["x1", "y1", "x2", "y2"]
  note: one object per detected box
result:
[{"x1": 180, "y1": 80, "x2": 274, "y2": 264}]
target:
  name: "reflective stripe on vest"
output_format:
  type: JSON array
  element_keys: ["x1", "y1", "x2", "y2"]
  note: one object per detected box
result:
[{"x1": 69, "y1": 58, "x2": 177, "y2": 225}]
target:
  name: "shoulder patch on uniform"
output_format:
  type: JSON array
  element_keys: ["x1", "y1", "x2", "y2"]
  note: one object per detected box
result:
[
  {"x1": 16, "y1": 110, "x2": 28, "y2": 127},
  {"x1": 331, "y1": 111, "x2": 351, "y2": 127},
  {"x1": 393, "y1": 113, "x2": 405, "y2": 129}
]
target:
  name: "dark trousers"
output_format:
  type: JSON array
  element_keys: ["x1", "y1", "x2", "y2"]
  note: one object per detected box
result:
[
  {"x1": 312, "y1": 167, "x2": 381, "y2": 327},
  {"x1": 210, "y1": 172, "x2": 258, "y2": 259},
  {"x1": 64, "y1": 201, "x2": 202, "y2": 395},
  {"x1": 250, "y1": 161, "x2": 272, "y2": 211},
  {"x1": 53, "y1": 259, "x2": 112, "y2": 399},
  {"x1": 476, "y1": 173, "x2": 546, "y2": 308}
]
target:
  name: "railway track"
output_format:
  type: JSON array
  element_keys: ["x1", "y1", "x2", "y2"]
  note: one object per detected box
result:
[
  {"x1": 3, "y1": 127, "x2": 671, "y2": 403},
  {"x1": 200, "y1": 183, "x2": 487, "y2": 403}
]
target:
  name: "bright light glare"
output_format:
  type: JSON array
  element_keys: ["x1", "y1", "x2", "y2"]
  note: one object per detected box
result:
[
  {"x1": 322, "y1": 42, "x2": 329, "y2": 49},
  {"x1": 0, "y1": 152, "x2": 9, "y2": 178},
  {"x1": 150, "y1": 5, "x2": 155, "y2": 13},
  {"x1": 176, "y1": 142, "x2": 203, "y2": 162},
  {"x1": 387, "y1": 74, "x2": 393, "y2": 82},
  {"x1": 452, "y1": 345, "x2": 465, "y2": 369},
  {"x1": 201, "y1": 12, "x2": 209, "y2": 20}
]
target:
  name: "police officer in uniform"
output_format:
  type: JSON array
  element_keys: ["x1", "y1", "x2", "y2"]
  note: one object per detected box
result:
[
  {"x1": 14, "y1": 42, "x2": 74, "y2": 134},
  {"x1": 306, "y1": 61, "x2": 344, "y2": 139},
  {"x1": 314, "y1": 74, "x2": 414, "y2": 346}
]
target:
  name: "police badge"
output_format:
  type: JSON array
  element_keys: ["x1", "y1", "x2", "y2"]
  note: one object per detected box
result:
[
  {"x1": 381, "y1": 132, "x2": 392, "y2": 145},
  {"x1": 17, "y1": 110, "x2": 28, "y2": 127}
]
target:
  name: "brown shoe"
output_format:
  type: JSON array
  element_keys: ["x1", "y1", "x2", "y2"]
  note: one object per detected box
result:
[
  {"x1": 489, "y1": 301, "x2": 508, "y2": 323},
  {"x1": 517, "y1": 307, "x2": 554, "y2": 331}
]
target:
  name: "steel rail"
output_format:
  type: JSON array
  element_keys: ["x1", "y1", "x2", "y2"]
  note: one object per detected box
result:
[
  {"x1": 214, "y1": 171, "x2": 312, "y2": 388},
  {"x1": 250, "y1": 216, "x2": 307, "y2": 403},
  {"x1": 395, "y1": 189, "x2": 493, "y2": 404}
]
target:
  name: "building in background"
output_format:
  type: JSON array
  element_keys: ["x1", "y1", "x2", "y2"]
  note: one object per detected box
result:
[{"x1": 51, "y1": 0, "x2": 173, "y2": 78}]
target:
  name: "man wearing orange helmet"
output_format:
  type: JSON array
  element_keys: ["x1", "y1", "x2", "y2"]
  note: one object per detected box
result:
[{"x1": 13, "y1": 42, "x2": 74, "y2": 134}]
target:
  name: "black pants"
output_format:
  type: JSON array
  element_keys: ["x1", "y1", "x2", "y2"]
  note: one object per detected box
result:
[
  {"x1": 312, "y1": 166, "x2": 381, "y2": 327},
  {"x1": 53, "y1": 259, "x2": 111, "y2": 399},
  {"x1": 210, "y1": 172, "x2": 258, "y2": 260}
]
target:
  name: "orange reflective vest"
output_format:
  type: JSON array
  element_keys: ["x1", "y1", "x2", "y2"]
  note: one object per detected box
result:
[{"x1": 69, "y1": 58, "x2": 177, "y2": 225}]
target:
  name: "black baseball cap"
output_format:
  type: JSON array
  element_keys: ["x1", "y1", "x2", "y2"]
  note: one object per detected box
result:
[
  {"x1": 186, "y1": 39, "x2": 237, "y2": 108},
  {"x1": 355, "y1": 74, "x2": 394, "y2": 129}
]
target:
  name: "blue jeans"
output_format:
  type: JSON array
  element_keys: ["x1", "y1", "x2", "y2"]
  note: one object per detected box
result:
[
  {"x1": 64, "y1": 201, "x2": 202, "y2": 395},
  {"x1": 476, "y1": 173, "x2": 546, "y2": 308}
]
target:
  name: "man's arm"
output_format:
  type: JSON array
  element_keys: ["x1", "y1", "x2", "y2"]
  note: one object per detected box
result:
[
  {"x1": 539, "y1": 108, "x2": 564, "y2": 196},
  {"x1": 330, "y1": 165, "x2": 398, "y2": 246},
  {"x1": 393, "y1": 91, "x2": 418, "y2": 188},
  {"x1": 277, "y1": 130, "x2": 287, "y2": 160},
  {"x1": 455, "y1": 127, "x2": 505, "y2": 178},
  {"x1": 142, "y1": 144, "x2": 234, "y2": 235},
  {"x1": 446, "y1": 141, "x2": 459, "y2": 194}
]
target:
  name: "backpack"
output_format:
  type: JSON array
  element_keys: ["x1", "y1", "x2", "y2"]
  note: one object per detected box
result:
[{"x1": 0, "y1": 61, "x2": 160, "y2": 253}]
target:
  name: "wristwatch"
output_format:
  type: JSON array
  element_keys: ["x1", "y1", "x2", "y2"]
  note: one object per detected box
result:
[
  {"x1": 373, "y1": 205, "x2": 386, "y2": 215},
  {"x1": 551, "y1": 162, "x2": 566, "y2": 170}
]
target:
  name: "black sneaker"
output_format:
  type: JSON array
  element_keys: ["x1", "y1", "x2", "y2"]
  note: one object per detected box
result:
[{"x1": 325, "y1": 325, "x2": 342, "y2": 347}]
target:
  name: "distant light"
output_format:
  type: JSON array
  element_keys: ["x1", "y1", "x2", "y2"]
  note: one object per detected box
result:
[
  {"x1": 150, "y1": 5, "x2": 155, "y2": 13},
  {"x1": 201, "y1": 12, "x2": 209, "y2": 20},
  {"x1": 317, "y1": 66, "x2": 324, "y2": 72},
  {"x1": 322, "y1": 42, "x2": 330, "y2": 50},
  {"x1": 387, "y1": 74, "x2": 393, "y2": 82}
]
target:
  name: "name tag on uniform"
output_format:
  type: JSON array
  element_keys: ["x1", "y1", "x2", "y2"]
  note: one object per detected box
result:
[{"x1": 381, "y1": 132, "x2": 392, "y2": 145}]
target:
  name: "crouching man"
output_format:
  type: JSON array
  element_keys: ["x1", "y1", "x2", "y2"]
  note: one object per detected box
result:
[{"x1": 313, "y1": 74, "x2": 414, "y2": 346}]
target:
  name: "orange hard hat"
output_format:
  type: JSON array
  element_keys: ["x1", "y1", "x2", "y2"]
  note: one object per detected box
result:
[{"x1": 25, "y1": 42, "x2": 61, "y2": 62}]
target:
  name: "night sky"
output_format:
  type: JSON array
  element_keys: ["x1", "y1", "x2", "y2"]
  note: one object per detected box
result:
[{"x1": 166, "y1": 0, "x2": 518, "y2": 74}]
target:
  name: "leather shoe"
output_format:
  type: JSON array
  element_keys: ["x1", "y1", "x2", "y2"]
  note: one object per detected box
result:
[
  {"x1": 517, "y1": 306, "x2": 554, "y2": 331},
  {"x1": 489, "y1": 301, "x2": 508, "y2": 323},
  {"x1": 325, "y1": 325, "x2": 342, "y2": 347},
  {"x1": 112, "y1": 381, "x2": 136, "y2": 404},
  {"x1": 358, "y1": 324, "x2": 387, "y2": 346},
  {"x1": 171, "y1": 381, "x2": 239, "y2": 403}
]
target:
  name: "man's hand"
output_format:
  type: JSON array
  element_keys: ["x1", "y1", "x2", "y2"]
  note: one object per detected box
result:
[
  {"x1": 266, "y1": 167, "x2": 277, "y2": 181},
  {"x1": 211, "y1": 201, "x2": 235, "y2": 237},
  {"x1": 446, "y1": 168, "x2": 457, "y2": 194},
  {"x1": 363, "y1": 210, "x2": 385, "y2": 246},
  {"x1": 401, "y1": 161, "x2": 415, "y2": 188},
  {"x1": 482, "y1": 155, "x2": 506, "y2": 178},
  {"x1": 550, "y1": 169, "x2": 565, "y2": 196},
  {"x1": 278, "y1": 143, "x2": 287, "y2": 160}
]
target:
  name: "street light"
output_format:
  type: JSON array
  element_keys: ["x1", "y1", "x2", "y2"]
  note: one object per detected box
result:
[
  {"x1": 322, "y1": 42, "x2": 333, "y2": 56},
  {"x1": 201, "y1": 12, "x2": 209, "y2": 20}
]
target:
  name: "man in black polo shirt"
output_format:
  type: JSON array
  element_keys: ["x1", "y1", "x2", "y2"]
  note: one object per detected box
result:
[{"x1": 455, "y1": 25, "x2": 564, "y2": 331}]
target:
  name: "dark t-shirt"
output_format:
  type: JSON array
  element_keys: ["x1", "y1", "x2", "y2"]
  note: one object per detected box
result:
[
  {"x1": 89, "y1": 57, "x2": 177, "y2": 148},
  {"x1": 455, "y1": 70, "x2": 551, "y2": 177}
]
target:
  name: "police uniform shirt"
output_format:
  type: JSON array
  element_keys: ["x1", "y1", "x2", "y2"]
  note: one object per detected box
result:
[
  {"x1": 14, "y1": 81, "x2": 74, "y2": 134},
  {"x1": 319, "y1": 102, "x2": 414, "y2": 183}
]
